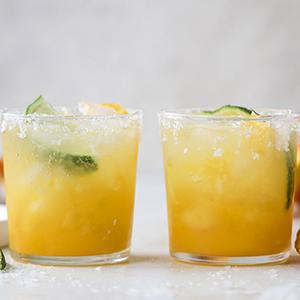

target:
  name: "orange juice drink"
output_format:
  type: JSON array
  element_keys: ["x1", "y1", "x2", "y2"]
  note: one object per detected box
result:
[
  {"x1": 2, "y1": 97, "x2": 142, "y2": 265},
  {"x1": 159, "y1": 106, "x2": 298, "y2": 265}
]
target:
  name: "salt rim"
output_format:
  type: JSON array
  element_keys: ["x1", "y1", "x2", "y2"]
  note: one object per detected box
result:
[
  {"x1": 0, "y1": 108, "x2": 143, "y2": 139},
  {"x1": 1, "y1": 108, "x2": 142, "y2": 121},
  {"x1": 159, "y1": 109, "x2": 299, "y2": 153},
  {"x1": 158, "y1": 108, "x2": 297, "y2": 122}
]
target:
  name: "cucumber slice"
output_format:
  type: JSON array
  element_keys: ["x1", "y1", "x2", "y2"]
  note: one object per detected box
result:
[
  {"x1": 0, "y1": 248, "x2": 6, "y2": 271},
  {"x1": 25, "y1": 96, "x2": 98, "y2": 174},
  {"x1": 201, "y1": 105, "x2": 258, "y2": 117},
  {"x1": 48, "y1": 151, "x2": 98, "y2": 173},
  {"x1": 25, "y1": 95, "x2": 58, "y2": 115},
  {"x1": 286, "y1": 138, "x2": 297, "y2": 209}
]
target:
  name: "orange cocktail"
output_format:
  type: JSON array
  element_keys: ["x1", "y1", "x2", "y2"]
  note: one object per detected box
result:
[
  {"x1": 159, "y1": 106, "x2": 298, "y2": 265},
  {"x1": 2, "y1": 98, "x2": 142, "y2": 265}
]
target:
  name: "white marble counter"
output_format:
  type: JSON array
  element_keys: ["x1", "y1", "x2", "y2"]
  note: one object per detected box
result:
[{"x1": 1, "y1": 175, "x2": 300, "y2": 300}]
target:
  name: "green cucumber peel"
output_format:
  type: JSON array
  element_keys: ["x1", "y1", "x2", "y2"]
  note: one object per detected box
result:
[
  {"x1": 201, "y1": 105, "x2": 258, "y2": 116},
  {"x1": 25, "y1": 95, "x2": 58, "y2": 115},
  {"x1": 48, "y1": 151, "x2": 98, "y2": 173},
  {"x1": 286, "y1": 136, "x2": 297, "y2": 209},
  {"x1": 0, "y1": 249, "x2": 6, "y2": 271}
]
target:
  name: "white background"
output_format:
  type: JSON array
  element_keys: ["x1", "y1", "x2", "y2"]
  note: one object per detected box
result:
[{"x1": 0, "y1": 0, "x2": 300, "y2": 174}]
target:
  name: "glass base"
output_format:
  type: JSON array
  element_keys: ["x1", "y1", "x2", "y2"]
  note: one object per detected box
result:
[
  {"x1": 10, "y1": 248, "x2": 130, "y2": 266},
  {"x1": 171, "y1": 251, "x2": 289, "y2": 266}
]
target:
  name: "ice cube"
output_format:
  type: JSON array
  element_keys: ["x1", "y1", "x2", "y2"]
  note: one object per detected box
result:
[{"x1": 78, "y1": 102, "x2": 117, "y2": 116}]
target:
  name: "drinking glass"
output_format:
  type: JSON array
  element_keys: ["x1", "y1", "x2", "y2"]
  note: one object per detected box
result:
[
  {"x1": 159, "y1": 109, "x2": 298, "y2": 265},
  {"x1": 2, "y1": 109, "x2": 142, "y2": 265}
]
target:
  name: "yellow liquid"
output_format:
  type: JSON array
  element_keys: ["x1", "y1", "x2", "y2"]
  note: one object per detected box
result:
[
  {"x1": 162, "y1": 121, "x2": 295, "y2": 257},
  {"x1": 3, "y1": 123, "x2": 140, "y2": 257}
]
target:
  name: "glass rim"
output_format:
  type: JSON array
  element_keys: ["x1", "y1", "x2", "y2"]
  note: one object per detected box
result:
[
  {"x1": 1, "y1": 108, "x2": 143, "y2": 121},
  {"x1": 158, "y1": 108, "x2": 299, "y2": 122}
]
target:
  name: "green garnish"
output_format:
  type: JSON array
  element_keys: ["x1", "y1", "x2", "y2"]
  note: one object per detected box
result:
[
  {"x1": 0, "y1": 249, "x2": 6, "y2": 271},
  {"x1": 25, "y1": 96, "x2": 98, "y2": 174},
  {"x1": 201, "y1": 105, "x2": 258, "y2": 117},
  {"x1": 286, "y1": 136, "x2": 297, "y2": 209},
  {"x1": 48, "y1": 151, "x2": 98, "y2": 173},
  {"x1": 25, "y1": 95, "x2": 58, "y2": 115}
]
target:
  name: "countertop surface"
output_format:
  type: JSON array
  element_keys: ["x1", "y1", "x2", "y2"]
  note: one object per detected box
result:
[{"x1": 1, "y1": 174, "x2": 300, "y2": 300}]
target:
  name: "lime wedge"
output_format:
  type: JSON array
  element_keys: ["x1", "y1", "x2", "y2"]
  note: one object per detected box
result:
[
  {"x1": 0, "y1": 249, "x2": 6, "y2": 271},
  {"x1": 25, "y1": 95, "x2": 58, "y2": 115}
]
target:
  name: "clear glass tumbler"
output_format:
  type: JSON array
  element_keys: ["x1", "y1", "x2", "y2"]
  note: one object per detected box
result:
[
  {"x1": 159, "y1": 109, "x2": 298, "y2": 265},
  {"x1": 1, "y1": 109, "x2": 142, "y2": 266}
]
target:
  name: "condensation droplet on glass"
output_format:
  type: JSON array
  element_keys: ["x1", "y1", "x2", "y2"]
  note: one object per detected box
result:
[
  {"x1": 215, "y1": 179, "x2": 223, "y2": 193},
  {"x1": 113, "y1": 183, "x2": 121, "y2": 191},
  {"x1": 191, "y1": 174, "x2": 202, "y2": 183},
  {"x1": 213, "y1": 148, "x2": 224, "y2": 157},
  {"x1": 17, "y1": 128, "x2": 27, "y2": 139},
  {"x1": 251, "y1": 152, "x2": 260, "y2": 160}
]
